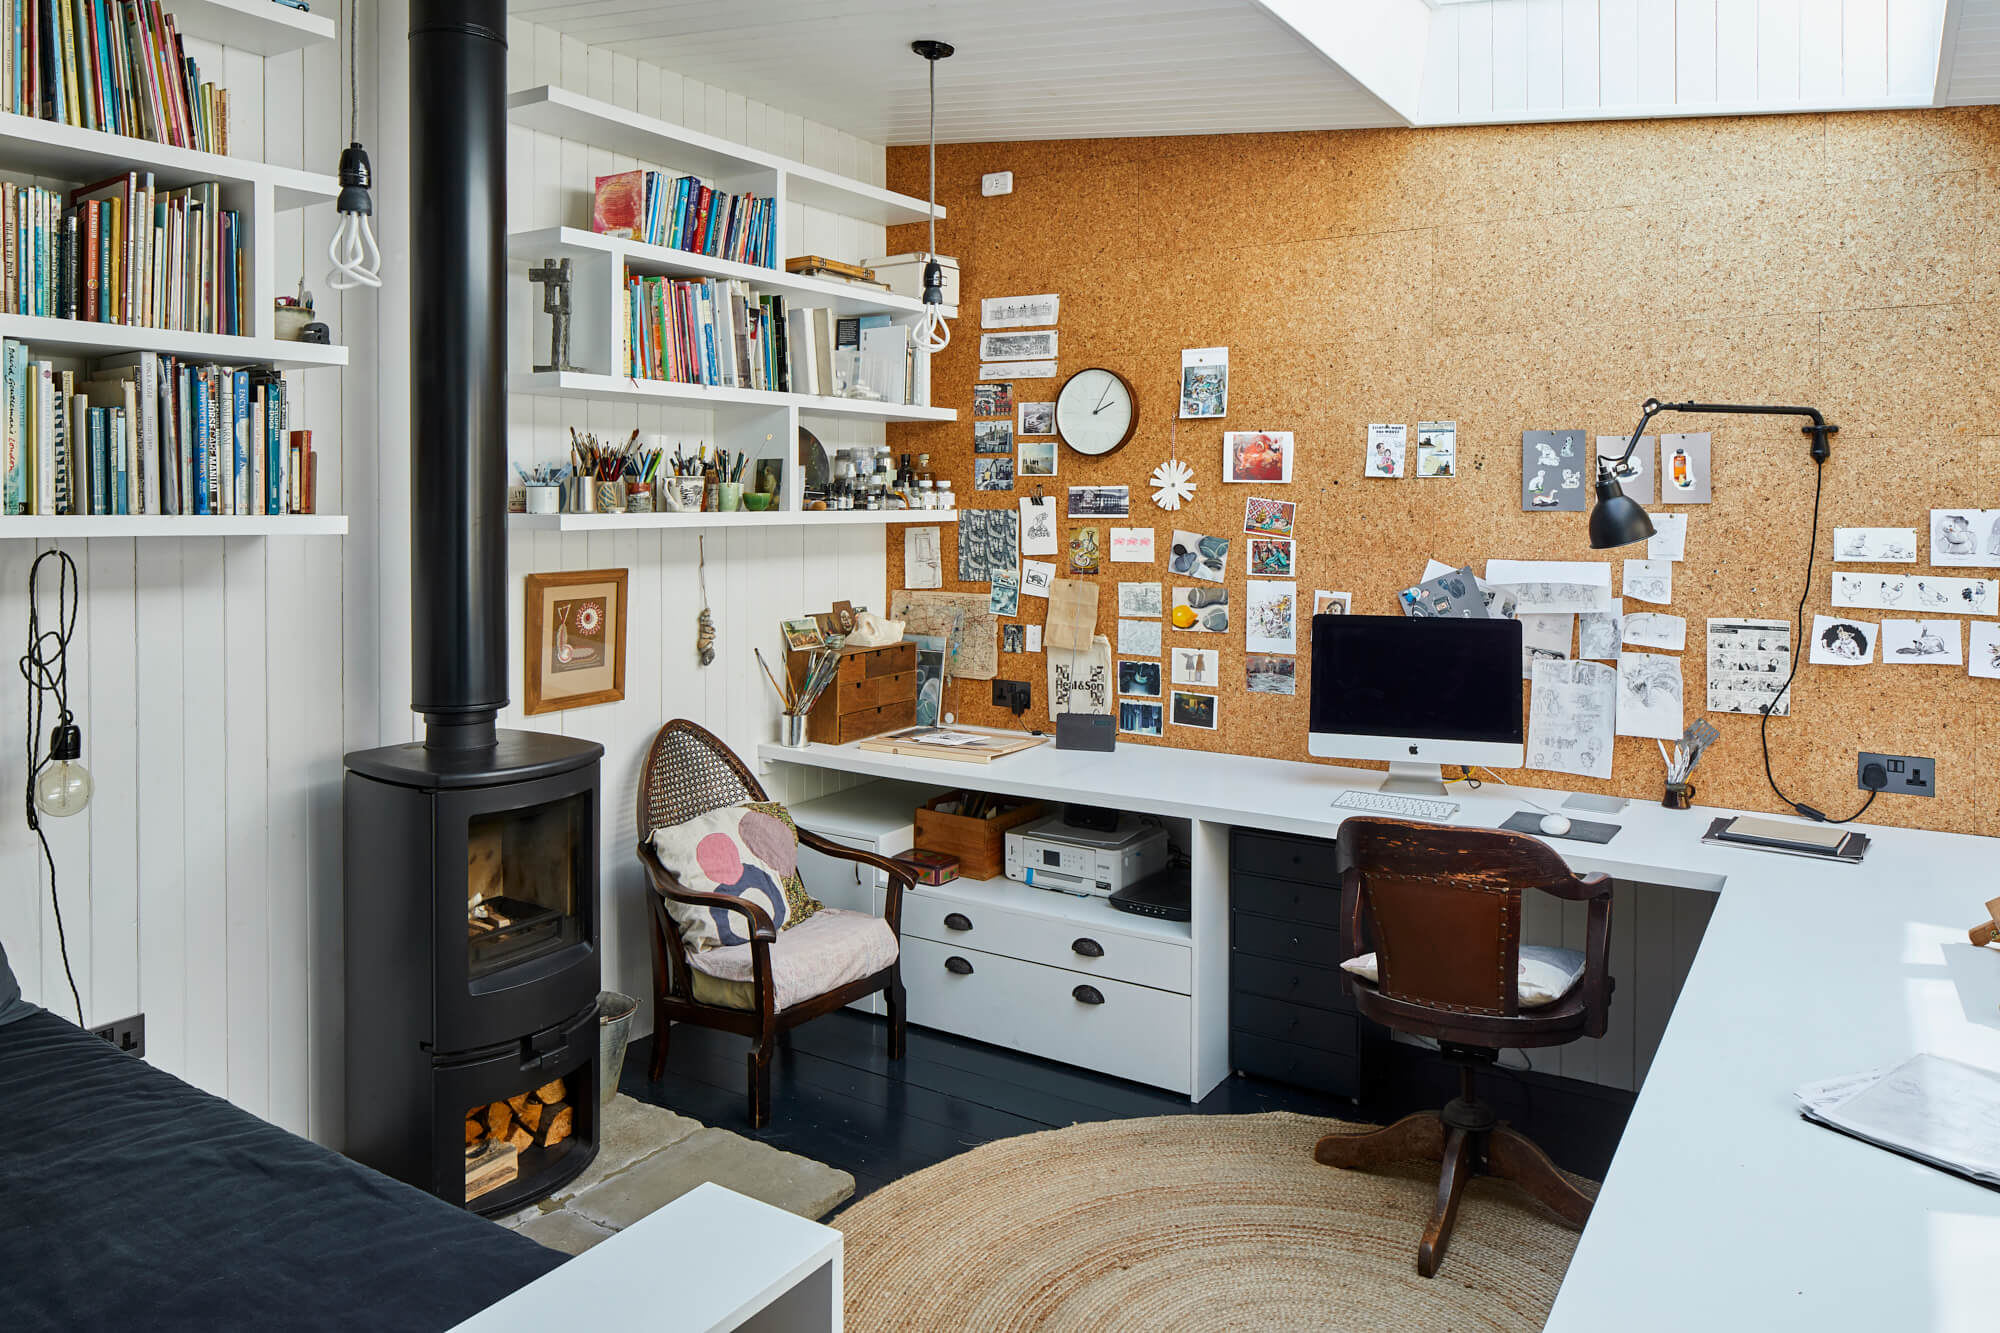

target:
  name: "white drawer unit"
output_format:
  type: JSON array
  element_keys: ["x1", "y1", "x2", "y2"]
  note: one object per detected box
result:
[
  {"x1": 903, "y1": 937, "x2": 1193, "y2": 1094},
  {"x1": 904, "y1": 886, "x2": 1191, "y2": 994}
]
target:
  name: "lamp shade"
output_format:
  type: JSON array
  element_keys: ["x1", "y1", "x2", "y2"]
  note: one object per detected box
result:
[{"x1": 1588, "y1": 476, "x2": 1656, "y2": 549}]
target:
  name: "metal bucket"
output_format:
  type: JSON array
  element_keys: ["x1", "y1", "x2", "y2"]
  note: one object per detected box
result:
[{"x1": 597, "y1": 990, "x2": 639, "y2": 1105}]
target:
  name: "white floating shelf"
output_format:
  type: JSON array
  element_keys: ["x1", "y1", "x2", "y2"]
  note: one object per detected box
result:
[
  {"x1": 165, "y1": 0, "x2": 337, "y2": 56},
  {"x1": 510, "y1": 370, "x2": 955, "y2": 423},
  {"x1": 0, "y1": 515, "x2": 347, "y2": 538},
  {"x1": 0, "y1": 112, "x2": 337, "y2": 210},
  {"x1": 507, "y1": 85, "x2": 941, "y2": 228},
  {"x1": 509, "y1": 227, "x2": 926, "y2": 318},
  {"x1": 509, "y1": 509, "x2": 957, "y2": 533},
  {"x1": 0, "y1": 315, "x2": 349, "y2": 369}
]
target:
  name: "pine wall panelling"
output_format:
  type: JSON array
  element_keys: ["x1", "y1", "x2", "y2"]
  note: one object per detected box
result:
[{"x1": 0, "y1": 20, "x2": 375, "y2": 1144}]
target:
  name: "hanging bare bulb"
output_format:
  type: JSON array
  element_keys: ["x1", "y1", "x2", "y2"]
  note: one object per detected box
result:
[
  {"x1": 328, "y1": 142, "x2": 382, "y2": 290},
  {"x1": 33, "y1": 723, "x2": 92, "y2": 818},
  {"x1": 912, "y1": 40, "x2": 953, "y2": 354}
]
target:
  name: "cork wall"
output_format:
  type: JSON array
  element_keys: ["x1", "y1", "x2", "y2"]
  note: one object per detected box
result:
[{"x1": 882, "y1": 109, "x2": 2000, "y2": 837}]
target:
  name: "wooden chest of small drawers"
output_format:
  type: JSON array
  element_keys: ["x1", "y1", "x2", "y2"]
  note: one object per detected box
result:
[{"x1": 790, "y1": 641, "x2": 917, "y2": 744}]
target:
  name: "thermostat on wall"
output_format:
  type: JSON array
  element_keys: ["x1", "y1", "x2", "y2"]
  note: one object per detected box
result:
[{"x1": 981, "y1": 171, "x2": 1013, "y2": 197}]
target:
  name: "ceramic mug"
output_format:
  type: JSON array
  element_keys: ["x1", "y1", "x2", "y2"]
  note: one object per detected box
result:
[
  {"x1": 595, "y1": 481, "x2": 626, "y2": 513},
  {"x1": 674, "y1": 476, "x2": 706, "y2": 512},
  {"x1": 524, "y1": 484, "x2": 559, "y2": 514},
  {"x1": 716, "y1": 481, "x2": 743, "y2": 512}
]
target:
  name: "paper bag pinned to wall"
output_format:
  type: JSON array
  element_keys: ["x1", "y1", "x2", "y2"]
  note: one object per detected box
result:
[{"x1": 1045, "y1": 578, "x2": 1100, "y2": 653}]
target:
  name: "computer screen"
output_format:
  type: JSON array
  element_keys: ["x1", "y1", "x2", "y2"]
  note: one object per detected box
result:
[{"x1": 1308, "y1": 615, "x2": 1524, "y2": 768}]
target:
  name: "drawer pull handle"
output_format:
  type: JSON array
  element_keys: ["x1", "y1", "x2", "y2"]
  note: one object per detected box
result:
[
  {"x1": 945, "y1": 955, "x2": 975, "y2": 976},
  {"x1": 1071, "y1": 937, "x2": 1104, "y2": 958},
  {"x1": 1073, "y1": 984, "x2": 1105, "y2": 1005},
  {"x1": 943, "y1": 912, "x2": 973, "y2": 932}
]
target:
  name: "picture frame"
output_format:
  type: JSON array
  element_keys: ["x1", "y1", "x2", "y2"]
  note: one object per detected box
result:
[{"x1": 524, "y1": 568, "x2": 628, "y2": 715}]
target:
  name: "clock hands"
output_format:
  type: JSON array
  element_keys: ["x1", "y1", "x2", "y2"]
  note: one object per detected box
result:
[{"x1": 1092, "y1": 376, "x2": 1116, "y2": 415}]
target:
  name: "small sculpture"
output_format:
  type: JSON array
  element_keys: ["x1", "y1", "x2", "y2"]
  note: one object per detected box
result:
[{"x1": 528, "y1": 257, "x2": 579, "y2": 373}]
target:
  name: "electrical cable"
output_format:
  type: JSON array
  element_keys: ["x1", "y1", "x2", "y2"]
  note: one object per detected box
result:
[
  {"x1": 327, "y1": 0, "x2": 382, "y2": 291},
  {"x1": 19, "y1": 550, "x2": 84, "y2": 1026},
  {"x1": 913, "y1": 48, "x2": 950, "y2": 353}
]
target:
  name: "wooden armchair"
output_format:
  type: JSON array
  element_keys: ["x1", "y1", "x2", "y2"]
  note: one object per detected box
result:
[
  {"x1": 636, "y1": 719, "x2": 909, "y2": 1127},
  {"x1": 1314, "y1": 817, "x2": 1612, "y2": 1277}
]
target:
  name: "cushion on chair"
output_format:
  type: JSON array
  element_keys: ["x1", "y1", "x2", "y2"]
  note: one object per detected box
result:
[
  {"x1": 650, "y1": 801, "x2": 824, "y2": 951},
  {"x1": 684, "y1": 908, "x2": 899, "y2": 1011},
  {"x1": 1339, "y1": 944, "x2": 1586, "y2": 1009}
]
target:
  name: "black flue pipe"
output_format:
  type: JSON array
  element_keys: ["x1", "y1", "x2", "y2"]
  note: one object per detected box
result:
[{"x1": 409, "y1": 0, "x2": 509, "y2": 750}]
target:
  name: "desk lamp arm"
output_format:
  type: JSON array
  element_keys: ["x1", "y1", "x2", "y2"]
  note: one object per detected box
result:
[{"x1": 1598, "y1": 399, "x2": 1837, "y2": 482}]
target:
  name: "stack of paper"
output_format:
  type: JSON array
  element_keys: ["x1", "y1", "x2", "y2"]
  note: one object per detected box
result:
[{"x1": 1794, "y1": 1053, "x2": 2000, "y2": 1187}]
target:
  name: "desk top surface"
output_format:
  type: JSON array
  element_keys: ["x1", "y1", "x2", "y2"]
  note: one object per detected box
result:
[{"x1": 762, "y1": 735, "x2": 2000, "y2": 1333}]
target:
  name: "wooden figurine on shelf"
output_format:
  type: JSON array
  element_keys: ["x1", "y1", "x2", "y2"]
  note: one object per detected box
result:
[
  {"x1": 528, "y1": 257, "x2": 579, "y2": 373},
  {"x1": 1969, "y1": 895, "x2": 2000, "y2": 948}
]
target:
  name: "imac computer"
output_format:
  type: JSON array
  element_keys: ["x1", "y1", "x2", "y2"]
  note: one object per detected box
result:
[{"x1": 1309, "y1": 614, "x2": 1525, "y2": 795}]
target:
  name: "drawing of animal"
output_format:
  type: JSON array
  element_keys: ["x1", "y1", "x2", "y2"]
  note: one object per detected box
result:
[
  {"x1": 1877, "y1": 580, "x2": 1906, "y2": 605},
  {"x1": 1839, "y1": 534, "x2": 1870, "y2": 558},
  {"x1": 1562, "y1": 469, "x2": 1583, "y2": 490},
  {"x1": 1535, "y1": 442, "x2": 1561, "y2": 467},
  {"x1": 1916, "y1": 581, "x2": 1950, "y2": 608},
  {"x1": 1819, "y1": 623, "x2": 1866, "y2": 659},
  {"x1": 1884, "y1": 541, "x2": 1914, "y2": 561},
  {"x1": 1895, "y1": 625, "x2": 1949, "y2": 657},
  {"x1": 1938, "y1": 514, "x2": 1977, "y2": 557}
]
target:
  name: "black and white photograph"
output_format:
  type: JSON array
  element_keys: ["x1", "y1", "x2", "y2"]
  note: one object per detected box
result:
[
  {"x1": 982, "y1": 293, "x2": 1060, "y2": 328},
  {"x1": 975, "y1": 457, "x2": 1015, "y2": 491},
  {"x1": 1170, "y1": 690, "x2": 1218, "y2": 730},
  {"x1": 974, "y1": 419, "x2": 1014, "y2": 454},
  {"x1": 1003, "y1": 624, "x2": 1026, "y2": 653},
  {"x1": 1246, "y1": 654, "x2": 1295, "y2": 695},
  {"x1": 1118, "y1": 660, "x2": 1163, "y2": 697},
  {"x1": 1019, "y1": 401, "x2": 1056, "y2": 435},
  {"x1": 979, "y1": 329, "x2": 1059, "y2": 362},
  {"x1": 1118, "y1": 700, "x2": 1164, "y2": 737},
  {"x1": 1068, "y1": 485, "x2": 1130, "y2": 518}
]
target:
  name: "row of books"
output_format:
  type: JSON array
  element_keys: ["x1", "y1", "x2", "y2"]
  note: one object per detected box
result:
[
  {"x1": 1, "y1": 340, "x2": 317, "y2": 515},
  {"x1": 2, "y1": 173, "x2": 244, "y2": 332},
  {"x1": 592, "y1": 169, "x2": 776, "y2": 268},
  {"x1": 3, "y1": 0, "x2": 229, "y2": 153}
]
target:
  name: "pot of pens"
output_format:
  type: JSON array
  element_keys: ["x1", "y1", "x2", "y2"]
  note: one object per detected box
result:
[
  {"x1": 757, "y1": 642, "x2": 844, "y2": 747},
  {"x1": 515, "y1": 462, "x2": 568, "y2": 514},
  {"x1": 1658, "y1": 721, "x2": 1718, "y2": 810}
]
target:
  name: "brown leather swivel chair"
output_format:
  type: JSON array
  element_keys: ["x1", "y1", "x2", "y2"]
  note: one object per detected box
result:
[{"x1": 1314, "y1": 817, "x2": 1611, "y2": 1277}]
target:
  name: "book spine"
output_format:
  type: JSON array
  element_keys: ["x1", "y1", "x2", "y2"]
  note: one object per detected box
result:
[
  {"x1": 50, "y1": 368, "x2": 68, "y2": 514},
  {"x1": 189, "y1": 368, "x2": 206, "y2": 514},
  {"x1": 86, "y1": 407, "x2": 102, "y2": 514},
  {"x1": 230, "y1": 366, "x2": 247, "y2": 514},
  {"x1": 2, "y1": 339, "x2": 24, "y2": 514}
]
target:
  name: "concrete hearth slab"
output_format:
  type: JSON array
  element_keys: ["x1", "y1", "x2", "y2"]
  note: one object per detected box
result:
[{"x1": 510, "y1": 1209, "x2": 617, "y2": 1256}]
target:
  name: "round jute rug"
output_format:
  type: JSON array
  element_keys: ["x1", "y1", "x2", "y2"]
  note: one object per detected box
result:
[{"x1": 836, "y1": 1112, "x2": 1592, "y2": 1333}]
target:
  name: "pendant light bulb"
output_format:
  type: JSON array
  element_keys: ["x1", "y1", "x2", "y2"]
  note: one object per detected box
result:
[
  {"x1": 33, "y1": 723, "x2": 92, "y2": 818},
  {"x1": 912, "y1": 40, "x2": 954, "y2": 354},
  {"x1": 328, "y1": 142, "x2": 382, "y2": 291}
]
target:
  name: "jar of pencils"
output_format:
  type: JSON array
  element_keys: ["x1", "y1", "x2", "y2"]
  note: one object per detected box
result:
[
  {"x1": 595, "y1": 480, "x2": 626, "y2": 513},
  {"x1": 626, "y1": 482, "x2": 654, "y2": 513},
  {"x1": 716, "y1": 481, "x2": 743, "y2": 512}
]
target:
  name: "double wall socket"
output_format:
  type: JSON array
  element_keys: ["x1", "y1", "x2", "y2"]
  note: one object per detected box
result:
[
  {"x1": 1857, "y1": 752, "x2": 1934, "y2": 797},
  {"x1": 89, "y1": 1012, "x2": 146, "y2": 1057}
]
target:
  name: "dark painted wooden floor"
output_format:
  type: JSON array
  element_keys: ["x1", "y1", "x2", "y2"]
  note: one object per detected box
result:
[{"x1": 621, "y1": 1011, "x2": 1635, "y2": 1205}]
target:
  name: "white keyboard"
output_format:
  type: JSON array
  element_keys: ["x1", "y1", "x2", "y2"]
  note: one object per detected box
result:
[{"x1": 1330, "y1": 789, "x2": 1461, "y2": 822}]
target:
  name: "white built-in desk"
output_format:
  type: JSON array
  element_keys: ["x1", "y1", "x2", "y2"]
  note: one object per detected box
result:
[{"x1": 760, "y1": 734, "x2": 2000, "y2": 1333}]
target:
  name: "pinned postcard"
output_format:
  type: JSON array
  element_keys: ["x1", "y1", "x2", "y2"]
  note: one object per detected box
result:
[
  {"x1": 1313, "y1": 590, "x2": 1352, "y2": 616},
  {"x1": 1833, "y1": 572, "x2": 1998, "y2": 616},
  {"x1": 1018, "y1": 439, "x2": 1057, "y2": 477},
  {"x1": 1929, "y1": 509, "x2": 2000, "y2": 567},
  {"x1": 1247, "y1": 537, "x2": 1294, "y2": 578},
  {"x1": 1018, "y1": 401, "x2": 1055, "y2": 436},
  {"x1": 1623, "y1": 612, "x2": 1687, "y2": 651},
  {"x1": 1365, "y1": 424, "x2": 1407, "y2": 478},
  {"x1": 904, "y1": 525, "x2": 943, "y2": 590},
  {"x1": 1622, "y1": 559, "x2": 1673, "y2": 605},
  {"x1": 1245, "y1": 580, "x2": 1297, "y2": 653},
  {"x1": 1527, "y1": 659, "x2": 1617, "y2": 780},
  {"x1": 1523, "y1": 430, "x2": 1588, "y2": 511},
  {"x1": 1416, "y1": 421, "x2": 1456, "y2": 478},
  {"x1": 1180, "y1": 347, "x2": 1229, "y2": 419},
  {"x1": 1224, "y1": 432, "x2": 1294, "y2": 484},
  {"x1": 1881, "y1": 618, "x2": 1963, "y2": 665},
  {"x1": 1117, "y1": 581, "x2": 1163, "y2": 618},
  {"x1": 1118, "y1": 619, "x2": 1163, "y2": 657},
  {"x1": 1172, "y1": 586, "x2": 1230, "y2": 633},
  {"x1": 1068, "y1": 525, "x2": 1102, "y2": 574},
  {"x1": 1520, "y1": 613, "x2": 1574, "y2": 680},
  {"x1": 1117, "y1": 660, "x2": 1163, "y2": 697},
  {"x1": 1809, "y1": 614, "x2": 1876, "y2": 665},
  {"x1": 1170, "y1": 691, "x2": 1219, "y2": 730},
  {"x1": 1171, "y1": 646, "x2": 1220, "y2": 687},
  {"x1": 1578, "y1": 599, "x2": 1623, "y2": 660},
  {"x1": 1109, "y1": 527, "x2": 1156, "y2": 562},
  {"x1": 1968, "y1": 620, "x2": 2000, "y2": 679},
  {"x1": 973, "y1": 382, "x2": 1014, "y2": 416},
  {"x1": 1484, "y1": 560, "x2": 1614, "y2": 614},
  {"x1": 1169, "y1": 530, "x2": 1229, "y2": 582},
  {"x1": 1646, "y1": 513, "x2": 1687, "y2": 562},
  {"x1": 982, "y1": 293, "x2": 1060, "y2": 329},
  {"x1": 974, "y1": 457, "x2": 1015, "y2": 491},
  {"x1": 974, "y1": 419, "x2": 1013, "y2": 454},
  {"x1": 1247, "y1": 654, "x2": 1296, "y2": 695},
  {"x1": 1020, "y1": 560, "x2": 1056, "y2": 598},
  {"x1": 1596, "y1": 435, "x2": 1655, "y2": 505},
  {"x1": 1658, "y1": 432, "x2": 1712, "y2": 504},
  {"x1": 1615, "y1": 653, "x2": 1685, "y2": 740},
  {"x1": 989, "y1": 570, "x2": 1020, "y2": 617},
  {"x1": 1834, "y1": 527, "x2": 1918, "y2": 564},
  {"x1": 1019, "y1": 496, "x2": 1058, "y2": 555},
  {"x1": 1706, "y1": 619, "x2": 1791, "y2": 716},
  {"x1": 1244, "y1": 497, "x2": 1294, "y2": 538}
]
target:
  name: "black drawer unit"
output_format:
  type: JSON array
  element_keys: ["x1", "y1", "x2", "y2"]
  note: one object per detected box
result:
[{"x1": 1229, "y1": 828, "x2": 1378, "y2": 1101}]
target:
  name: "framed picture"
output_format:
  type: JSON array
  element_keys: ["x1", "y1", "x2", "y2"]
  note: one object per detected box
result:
[{"x1": 525, "y1": 569, "x2": 628, "y2": 714}]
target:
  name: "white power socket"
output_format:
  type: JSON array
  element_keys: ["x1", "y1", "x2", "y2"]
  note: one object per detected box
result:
[{"x1": 981, "y1": 171, "x2": 1013, "y2": 197}]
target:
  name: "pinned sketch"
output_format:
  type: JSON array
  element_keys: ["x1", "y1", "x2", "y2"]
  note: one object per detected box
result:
[
  {"x1": 1245, "y1": 580, "x2": 1297, "y2": 653},
  {"x1": 1018, "y1": 401, "x2": 1055, "y2": 437},
  {"x1": 1706, "y1": 618, "x2": 1791, "y2": 716},
  {"x1": 1646, "y1": 513, "x2": 1688, "y2": 562},
  {"x1": 1117, "y1": 660, "x2": 1163, "y2": 697},
  {"x1": 1929, "y1": 509, "x2": 2000, "y2": 567},
  {"x1": 1596, "y1": 435, "x2": 1655, "y2": 506},
  {"x1": 1169, "y1": 530, "x2": 1229, "y2": 582},
  {"x1": 1109, "y1": 527, "x2": 1155, "y2": 562},
  {"x1": 1019, "y1": 496, "x2": 1058, "y2": 555},
  {"x1": 1624, "y1": 613, "x2": 1687, "y2": 651},
  {"x1": 1172, "y1": 647, "x2": 1220, "y2": 686},
  {"x1": 1314, "y1": 590, "x2": 1352, "y2": 616},
  {"x1": 1118, "y1": 581, "x2": 1163, "y2": 618},
  {"x1": 904, "y1": 525, "x2": 943, "y2": 590},
  {"x1": 1527, "y1": 659, "x2": 1617, "y2": 780},
  {"x1": 1523, "y1": 430, "x2": 1588, "y2": 511},
  {"x1": 1020, "y1": 560, "x2": 1056, "y2": 598},
  {"x1": 979, "y1": 360, "x2": 1058, "y2": 380},
  {"x1": 1658, "y1": 432, "x2": 1712, "y2": 504},
  {"x1": 1622, "y1": 559, "x2": 1673, "y2": 605},
  {"x1": 1967, "y1": 621, "x2": 2000, "y2": 679},
  {"x1": 1246, "y1": 654, "x2": 1296, "y2": 695},
  {"x1": 1579, "y1": 600, "x2": 1623, "y2": 660},
  {"x1": 1809, "y1": 614, "x2": 1877, "y2": 665},
  {"x1": 982, "y1": 293, "x2": 1060, "y2": 329},
  {"x1": 1118, "y1": 618, "x2": 1163, "y2": 657},
  {"x1": 973, "y1": 382, "x2": 1014, "y2": 416},
  {"x1": 1416, "y1": 421, "x2": 1456, "y2": 478},
  {"x1": 1180, "y1": 346, "x2": 1229, "y2": 418},
  {"x1": 1882, "y1": 618, "x2": 1963, "y2": 665},
  {"x1": 1244, "y1": 497, "x2": 1295, "y2": 538},
  {"x1": 1834, "y1": 527, "x2": 1918, "y2": 563},
  {"x1": 1365, "y1": 424, "x2": 1408, "y2": 479},
  {"x1": 990, "y1": 570, "x2": 1020, "y2": 617},
  {"x1": 974, "y1": 419, "x2": 1014, "y2": 454},
  {"x1": 1047, "y1": 635, "x2": 1112, "y2": 717},
  {"x1": 1172, "y1": 586, "x2": 1230, "y2": 633},
  {"x1": 1247, "y1": 537, "x2": 1294, "y2": 577},
  {"x1": 980, "y1": 330, "x2": 1058, "y2": 362},
  {"x1": 1519, "y1": 613, "x2": 1574, "y2": 680},
  {"x1": 1224, "y1": 431, "x2": 1294, "y2": 484},
  {"x1": 1485, "y1": 560, "x2": 1614, "y2": 614},
  {"x1": 1834, "y1": 572, "x2": 1998, "y2": 615},
  {"x1": 1400, "y1": 565, "x2": 1487, "y2": 618},
  {"x1": 1615, "y1": 652, "x2": 1685, "y2": 740}
]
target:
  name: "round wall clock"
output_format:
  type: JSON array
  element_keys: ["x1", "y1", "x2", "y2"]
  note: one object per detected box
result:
[{"x1": 1054, "y1": 368, "x2": 1138, "y2": 458}]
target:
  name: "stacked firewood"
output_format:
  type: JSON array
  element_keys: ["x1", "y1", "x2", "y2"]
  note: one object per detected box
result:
[{"x1": 464, "y1": 1077, "x2": 574, "y2": 1200}]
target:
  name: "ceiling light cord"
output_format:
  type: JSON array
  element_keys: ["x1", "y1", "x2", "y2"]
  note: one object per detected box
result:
[{"x1": 913, "y1": 42, "x2": 951, "y2": 354}]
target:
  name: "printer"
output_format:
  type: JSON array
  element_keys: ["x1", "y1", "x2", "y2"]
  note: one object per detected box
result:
[{"x1": 1004, "y1": 813, "x2": 1170, "y2": 897}]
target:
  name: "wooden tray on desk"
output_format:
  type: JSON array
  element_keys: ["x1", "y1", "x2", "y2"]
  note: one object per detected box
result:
[{"x1": 856, "y1": 727, "x2": 1048, "y2": 764}]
